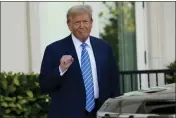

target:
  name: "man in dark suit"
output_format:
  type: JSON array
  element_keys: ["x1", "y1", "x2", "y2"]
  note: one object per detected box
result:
[{"x1": 39, "y1": 4, "x2": 120, "y2": 118}]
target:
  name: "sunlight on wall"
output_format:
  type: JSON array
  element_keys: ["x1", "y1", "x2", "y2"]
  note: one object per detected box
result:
[{"x1": 39, "y1": 2, "x2": 83, "y2": 58}]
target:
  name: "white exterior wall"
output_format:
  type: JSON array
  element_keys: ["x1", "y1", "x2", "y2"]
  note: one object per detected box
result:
[
  {"x1": 28, "y1": 2, "x2": 42, "y2": 73},
  {"x1": 39, "y1": 2, "x2": 83, "y2": 61},
  {"x1": 146, "y1": 2, "x2": 175, "y2": 70},
  {"x1": 1, "y1": 2, "x2": 30, "y2": 73},
  {"x1": 1, "y1": 2, "x2": 175, "y2": 79},
  {"x1": 146, "y1": 2, "x2": 175, "y2": 87},
  {"x1": 136, "y1": 2, "x2": 175, "y2": 87},
  {"x1": 135, "y1": 2, "x2": 149, "y2": 89}
]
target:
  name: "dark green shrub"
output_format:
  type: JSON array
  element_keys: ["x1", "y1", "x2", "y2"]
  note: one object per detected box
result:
[
  {"x1": 0, "y1": 72, "x2": 50, "y2": 118},
  {"x1": 166, "y1": 61, "x2": 176, "y2": 84}
]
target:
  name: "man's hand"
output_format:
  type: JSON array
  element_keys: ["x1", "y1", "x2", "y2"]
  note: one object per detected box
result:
[{"x1": 60, "y1": 55, "x2": 73, "y2": 73}]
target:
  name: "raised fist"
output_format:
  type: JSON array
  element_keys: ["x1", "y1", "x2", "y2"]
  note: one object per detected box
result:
[{"x1": 59, "y1": 55, "x2": 73, "y2": 72}]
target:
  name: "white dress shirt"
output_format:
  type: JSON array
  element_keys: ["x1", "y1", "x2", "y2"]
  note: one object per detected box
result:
[{"x1": 59, "y1": 34, "x2": 99, "y2": 99}]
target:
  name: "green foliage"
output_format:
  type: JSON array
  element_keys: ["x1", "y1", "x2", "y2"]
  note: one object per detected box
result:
[
  {"x1": 99, "y1": 2, "x2": 119, "y2": 63},
  {"x1": 166, "y1": 61, "x2": 176, "y2": 84},
  {"x1": 99, "y1": 2, "x2": 138, "y2": 92},
  {"x1": 0, "y1": 72, "x2": 50, "y2": 118},
  {"x1": 99, "y1": 2, "x2": 136, "y2": 65}
]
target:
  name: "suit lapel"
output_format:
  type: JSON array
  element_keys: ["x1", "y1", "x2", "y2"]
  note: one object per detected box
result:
[
  {"x1": 66, "y1": 35, "x2": 82, "y2": 74},
  {"x1": 65, "y1": 35, "x2": 86, "y2": 95},
  {"x1": 90, "y1": 36, "x2": 101, "y2": 86}
]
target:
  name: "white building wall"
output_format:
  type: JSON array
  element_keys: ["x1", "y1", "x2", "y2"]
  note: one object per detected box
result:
[
  {"x1": 39, "y1": 2, "x2": 83, "y2": 60},
  {"x1": 28, "y1": 2, "x2": 42, "y2": 73},
  {"x1": 1, "y1": 2, "x2": 175, "y2": 79},
  {"x1": 135, "y1": 2, "x2": 175, "y2": 88},
  {"x1": 162, "y1": 2, "x2": 175, "y2": 66},
  {"x1": 146, "y1": 2, "x2": 175, "y2": 70},
  {"x1": 1, "y1": 2, "x2": 30, "y2": 73},
  {"x1": 135, "y1": 2, "x2": 149, "y2": 89},
  {"x1": 145, "y1": 2, "x2": 175, "y2": 87}
]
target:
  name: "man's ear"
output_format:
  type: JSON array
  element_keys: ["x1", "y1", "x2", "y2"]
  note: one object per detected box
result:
[{"x1": 67, "y1": 22, "x2": 72, "y2": 31}]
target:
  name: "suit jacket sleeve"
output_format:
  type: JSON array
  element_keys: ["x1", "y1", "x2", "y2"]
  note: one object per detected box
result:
[
  {"x1": 108, "y1": 45, "x2": 121, "y2": 97},
  {"x1": 39, "y1": 45, "x2": 64, "y2": 94}
]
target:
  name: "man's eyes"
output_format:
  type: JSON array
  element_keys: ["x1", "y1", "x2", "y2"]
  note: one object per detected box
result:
[
  {"x1": 75, "y1": 21, "x2": 89, "y2": 24},
  {"x1": 83, "y1": 21, "x2": 88, "y2": 23},
  {"x1": 76, "y1": 21, "x2": 80, "y2": 24}
]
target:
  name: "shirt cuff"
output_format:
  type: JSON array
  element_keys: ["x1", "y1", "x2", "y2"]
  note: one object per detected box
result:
[{"x1": 59, "y1": 66, "x2": 67, "y2": 76}]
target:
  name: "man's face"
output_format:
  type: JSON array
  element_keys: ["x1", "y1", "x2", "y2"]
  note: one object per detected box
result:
[{"x1": 67, "y1": 13, "x2": 92, "y2": 42}]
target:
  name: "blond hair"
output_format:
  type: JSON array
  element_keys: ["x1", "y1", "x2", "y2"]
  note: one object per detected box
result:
[{"x1": 67, "y1": 5, "x2": 93, "y2": 23}]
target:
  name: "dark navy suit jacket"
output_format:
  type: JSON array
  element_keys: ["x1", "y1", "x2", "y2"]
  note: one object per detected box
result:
[{"x1": 39, "y1": 35, "x2": 120, "y2": 118}]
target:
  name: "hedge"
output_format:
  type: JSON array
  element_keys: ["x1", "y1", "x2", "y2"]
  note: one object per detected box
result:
[{"x1": 0, "y1": 72, "x2": 50, "y2": 118}]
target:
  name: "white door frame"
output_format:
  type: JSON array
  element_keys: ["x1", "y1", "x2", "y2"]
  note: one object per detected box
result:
[{"x1": 135, "y1": 2, "x2": 149, "y2": 89}]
